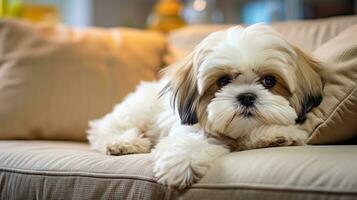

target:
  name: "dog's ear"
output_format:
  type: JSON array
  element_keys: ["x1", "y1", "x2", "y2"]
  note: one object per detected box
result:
[
  {"x1": 293, "y1": 47, "x2": 324, "y2": 124},
  {"x1": 295, "y1": 95, "x2": 323, "y2": 124},
  {"x1": 161, "y1": 53, "x2": 199, "y2": 125}
]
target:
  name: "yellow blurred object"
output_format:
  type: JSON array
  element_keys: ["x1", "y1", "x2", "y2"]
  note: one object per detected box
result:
[
  {"x1": 147, "y1": 0, "x2": 186, "y2": 32},
  {"x1": 7, "y1": 0, "x2": 23, "y2": 17},
  {"x1": 22, "y1": 4, "x2": 58, "y2": 24},
  {"x1": 0, "y1": 0, "x2": 8, "y2": 16},
  {"x1": 1, "y1": 0, "x2": 24, "y2": 18},
  {"x1": 1, "y1": 0, "x2": 58, "y2": 24}
]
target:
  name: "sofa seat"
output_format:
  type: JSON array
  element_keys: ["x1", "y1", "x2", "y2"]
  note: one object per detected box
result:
[{"x1": 0, "y1": 141, "x2": 357, "y2": 200}]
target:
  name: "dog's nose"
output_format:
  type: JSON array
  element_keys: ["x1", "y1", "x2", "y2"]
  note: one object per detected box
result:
[{"x1": 237, "y1": 93, "x2": 257, "y2": 107}]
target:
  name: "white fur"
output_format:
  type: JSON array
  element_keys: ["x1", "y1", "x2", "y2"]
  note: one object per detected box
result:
[{"x1": 87, "y1": 24, "x2": 311, "y2": 189}]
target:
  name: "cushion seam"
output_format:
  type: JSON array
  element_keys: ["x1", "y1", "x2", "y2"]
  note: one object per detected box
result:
[
  {"x1": 310, "y1": 85, "x2": 356, "y2": 136},
  {"x1": 190, "y1": 183, "x2": 357, "y2": 195},
  {"x1": 0, "y1": 167, "x2": 157, "y2": 183}
]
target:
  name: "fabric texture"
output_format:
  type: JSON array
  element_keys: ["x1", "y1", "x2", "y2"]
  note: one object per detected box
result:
[
  {"x1": 1, "y1": 141, "x2": 357, "y2": 200},
  {"x1": 303, "y1": 24, "x2": 357, "y2": 144},
  {"x1": 0, "y1": 19, "x2": 166, "y2": 141}
]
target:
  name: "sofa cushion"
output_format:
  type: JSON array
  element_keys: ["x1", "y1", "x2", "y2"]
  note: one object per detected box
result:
[
  {"x1": 165, "y1": 15, "x2": 357, "y2": 64},
  {"x1": 1, "y1": 141, "x2": 357, "y2": 200},
  {"x1": 185, "y1": 145, "x2": 357, "y2": 200},
  {"x1": 0, "y1": 19, "x2": 166, "y2": 141},
  {"x1": 0, "y1": 141, "x2": 178, "y2": 200},
  {"x1": 302, "y1": 24, "x2": 357, "y2": 144}
]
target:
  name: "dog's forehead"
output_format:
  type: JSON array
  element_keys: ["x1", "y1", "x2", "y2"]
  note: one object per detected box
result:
[
  {"x1": 226, "y1": 27, "x2": 291, "y2": 63},
  {"x1": 203, "y1": 25, "x2": 295, "y2": 68}
]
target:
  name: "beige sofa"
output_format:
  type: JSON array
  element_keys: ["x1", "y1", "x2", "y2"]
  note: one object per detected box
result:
[{"x1": 0, "y1": 16, "x2": 356, "y2": 200}]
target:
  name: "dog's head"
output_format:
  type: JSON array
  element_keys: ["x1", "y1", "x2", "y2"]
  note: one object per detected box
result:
[{"x1": 163, "y1": 24, "x2": 324, "y2": 139}]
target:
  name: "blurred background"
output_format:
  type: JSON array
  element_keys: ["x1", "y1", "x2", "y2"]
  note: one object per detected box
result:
[{"x1": 1, "y1": 0, "x2": 356, "y2": 30}]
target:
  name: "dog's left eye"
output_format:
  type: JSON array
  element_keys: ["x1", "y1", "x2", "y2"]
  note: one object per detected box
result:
[
  {"x1": 217, "y1": 76, "x2": 231, "y2": 87},
  {"x1": 262, "y1": 75, "x2": 276, "y2": 88}
]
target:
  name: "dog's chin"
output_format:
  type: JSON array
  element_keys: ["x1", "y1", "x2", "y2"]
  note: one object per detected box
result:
[{"x1": 223, "y1": 112, "x2": 261, "y2": 139}]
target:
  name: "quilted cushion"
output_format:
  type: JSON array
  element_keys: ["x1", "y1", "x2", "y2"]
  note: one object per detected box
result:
[
  {"x1": 1, "y1": 141, "x2": 357, "y2": 200},
  {"x1": 0, "y1": 141, "x2": 178, "y2": 199}
]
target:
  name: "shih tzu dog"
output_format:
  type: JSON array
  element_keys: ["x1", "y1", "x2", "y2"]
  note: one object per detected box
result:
[{"x1": 87, "y1": 24, "x2": 324, "y2": 189}]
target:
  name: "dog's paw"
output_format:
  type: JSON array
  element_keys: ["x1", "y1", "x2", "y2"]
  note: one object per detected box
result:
[
  {"x1": 106, "y1": 142, "x2": 147, "y2": 155},
  {"x1": 105, "y1": 129, "x2": 152, "y2": 156},
  {"x1": 243, "y1": 126, "x2": 308, "y2": 150},
  {"x1": 246, "y1": 135, "x2": 305, "y2": 149},
  {"x1": 266, "y1": 135, "x2": 305, "y2": 147},
  {"x1": 153, "y1": 155, "x2": 201, "y2": 189},
  {"x1": 252, "y1": 134, "x2": 307, "y2": 149}
]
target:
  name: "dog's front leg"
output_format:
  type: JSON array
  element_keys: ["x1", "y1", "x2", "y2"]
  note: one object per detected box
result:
[
  {"x1": 152, "y1": 125, "x2": 229, "y2": 189},
  {"x1": 240, "y1": 125, "x2": 309, "y2": 150}
]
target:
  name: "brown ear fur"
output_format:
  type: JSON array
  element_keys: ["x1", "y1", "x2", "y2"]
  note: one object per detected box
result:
[
  {"x1": 292, "y1": 47, "x2": 324, "y2": 124},
  {"x1": 161, "y1": 53, "x2": 199, "y2": 125}
]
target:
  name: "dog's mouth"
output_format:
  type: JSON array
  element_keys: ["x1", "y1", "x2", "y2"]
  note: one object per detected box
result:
[
  {"x1": 224, "y1": 107, "x2": 257, "y2": 132},
  {"x1": 242, "y1": 111, "x2": 254, "y2": 118},
  {"x1": 239, "y1": 107, "x2": 256, "y2": 118}
]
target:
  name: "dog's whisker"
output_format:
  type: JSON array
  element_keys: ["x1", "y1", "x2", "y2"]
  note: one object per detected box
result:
[{"x1": 223, "y1": 111, "x2": 238, "y2": 132}]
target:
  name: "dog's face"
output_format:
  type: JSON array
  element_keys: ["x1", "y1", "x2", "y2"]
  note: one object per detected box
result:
[{"x1": 164, "y1": 24, "x2": 323, "y2": 139}]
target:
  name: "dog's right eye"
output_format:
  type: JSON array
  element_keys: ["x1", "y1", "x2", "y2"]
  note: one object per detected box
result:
[{"x1": 217, "y1": 76, "x2": 231, "y2": 87}]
